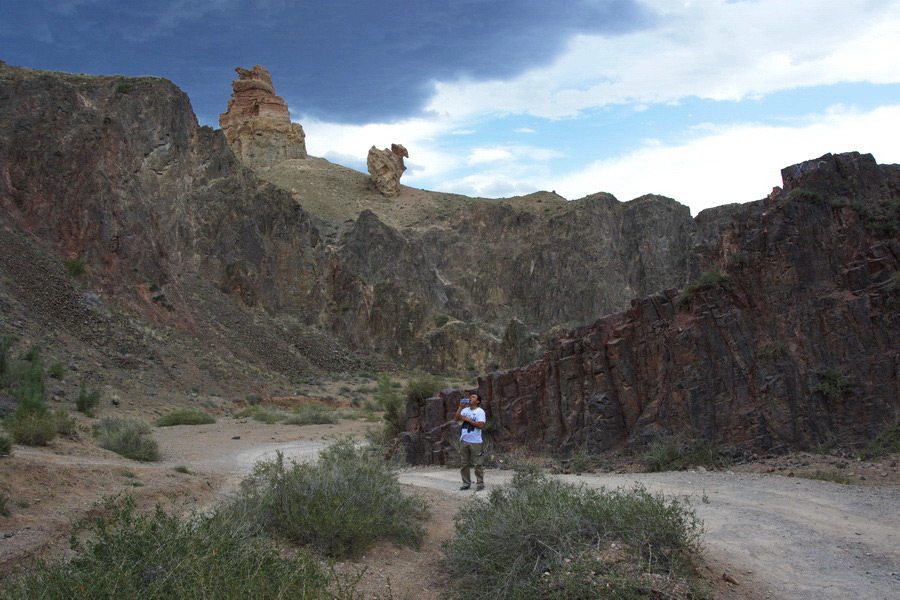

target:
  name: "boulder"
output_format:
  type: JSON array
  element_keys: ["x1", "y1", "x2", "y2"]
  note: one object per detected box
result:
[
  {"x1": 218, "y1": 65, "x2": 307, "y2": 167},
  {"x1": 367, "y1": 143, "x2": 408, "y2": 197}
]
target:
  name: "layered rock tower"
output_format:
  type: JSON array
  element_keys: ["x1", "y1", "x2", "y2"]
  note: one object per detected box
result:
[{"x1": 219, "y1": 65, "x2": 307, "y2": 167}]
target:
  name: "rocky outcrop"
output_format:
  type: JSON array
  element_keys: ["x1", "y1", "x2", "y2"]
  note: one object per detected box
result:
[
  {"x1": 219, "y1": 65, "x2": 307, "y2": 167},
  {"x1": 399, "y1": 153, "x2": 900, "y2": 460},
  {"x1": 367, "y1": 144, "x2": 407, "y2": 196},
  {"x1": 0, "y1": 63, "x2": 371, "y2": 376}
]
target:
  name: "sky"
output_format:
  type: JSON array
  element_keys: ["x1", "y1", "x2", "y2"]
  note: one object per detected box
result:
[{"x1": 2, "y1": 0, "x2": 899, "y2": 215}]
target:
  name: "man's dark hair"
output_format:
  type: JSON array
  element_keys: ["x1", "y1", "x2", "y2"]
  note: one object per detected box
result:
[{"x1": 472, "y1": 393, "x2": 482, "y2": 403}]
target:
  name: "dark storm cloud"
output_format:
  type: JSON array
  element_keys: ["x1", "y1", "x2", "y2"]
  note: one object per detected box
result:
[{"x1": 1, "y1": 0, "x2": 652, "y2": 125}]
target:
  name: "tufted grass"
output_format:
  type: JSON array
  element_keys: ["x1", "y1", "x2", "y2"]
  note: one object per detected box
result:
[{"x1": 156, "y1": 408, "x2": 216, "y2": 427}]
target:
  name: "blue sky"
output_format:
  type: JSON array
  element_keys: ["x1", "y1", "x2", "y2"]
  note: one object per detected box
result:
[{"x1": 3, "y1": 0, "x2": 899, "y2": 214}]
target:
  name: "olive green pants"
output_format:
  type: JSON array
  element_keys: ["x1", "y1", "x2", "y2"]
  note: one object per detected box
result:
[{"x1": 460, "y1": 441, "x2": 484, "y2": 486}]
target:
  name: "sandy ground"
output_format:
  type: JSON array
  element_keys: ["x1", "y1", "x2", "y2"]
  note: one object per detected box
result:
[{"x1": 1, "y1": 418, "x2": 898, "y2": 599}]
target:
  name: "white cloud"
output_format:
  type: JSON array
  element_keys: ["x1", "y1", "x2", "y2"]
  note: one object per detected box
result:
[
  {"x1": 426, "y1": 0, "x2": 900, "y2": 120},
  {"x1": 514, "y1": 127, "x2": 536, "y2": 133},
  {"x1": 451, "y1": 129, "x2": 476, "y2": 135},
  {"x1": 467, "y1": 148, "x2": 515, "y2": 164},
  {"x1": 550, "y1": 104, "x2": 900, "y2": 214}
]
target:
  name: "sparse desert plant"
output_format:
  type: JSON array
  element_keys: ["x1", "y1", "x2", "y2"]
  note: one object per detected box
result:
[
  {"x1": 115, "y1": 82, "x2": 132, "y2": 93},
  {"x1": 244, "y1": 393, "x2": 262, "y2": 405},
  {"x1": 795, "y1": 470, "x2": 853, "y2": 485},
  {"x1": 857, "y1": 422, "x2": 900, "y2": 460},
  {"x1": 48, "y1": 362, "x2": 65, "y2": 380},
  {"x1": 64, "y1": 257, "x2": 86, "y2": 277},
  {"x1": 405, "y1": 375, "x2": 443, "y2": 407},
  {"x1": 173, "y1": 465, "x2": 193, "y2": 475},
  {"x1": 643, "y1": 433, "x2": 729, "y2": 472},
  {"x1": 283, "y1": 404, "x2": 339, "y2": 426},
  {"x1": 156, "y1": 408, "x2": 216, "y2": 427},
  {"x1": 882, "y1": 271, "x2": 900, "y2": 294},
  {"x1": 0, "y1": 492, "x2": 9, "y2": 517},
  {"x1": 434, "y1": 313, "x2": 451, "y2": 327},
  {"x1": 443, "y1": 470, "x2": 704, "y2": 600},
  {"x1": 675, "y1": 269, "x2": 730, "y2": 310},
  {"x1": 760, "y1": 341, "x2": 787, "y2": 359},
  {"x1": 53, "y1": 409, "x2": 76, "y2": 436},
  {"x1": 0, "y1": 432, "x2": 12, "y2": 456},
  {"x1": 815, "y1": 367, "x2": 853, "y2": 405},
  {"x1": 226, "y1": 438, "x2": 427, "y2": 559},
  {"x1": 75, "y1": 383, "x2": 101, "y2": 415},
  {"x1": 0, "y1": 495, "x2": 354, "y2": 599},
  {"x1": 94, "y1": 417, "x2": 160, "y2": 462}
]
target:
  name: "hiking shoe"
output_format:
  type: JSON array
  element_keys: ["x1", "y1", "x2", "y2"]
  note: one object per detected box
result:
[
  {"x1": 476, "y1": 484, "x2": 485, "y2": 491},
  {"x1": 459, "y1": 484, "x2": 471, "y2": 490}
]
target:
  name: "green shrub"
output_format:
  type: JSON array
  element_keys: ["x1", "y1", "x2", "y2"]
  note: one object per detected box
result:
[
  {"x1": 443, "y1": 470, "x2": 704, "y2": 600},
  {"x1": 48, "y1": 363, "x2": 65, "y2": 380},
  {"x1": 5, "y1": 411, "x2": 57, "y2": 446},
  {"x1": 0, "y1": 492, "x2": 9, "y2": 517},
  {"x1": 226, "y1": 438, "x2": 427, "y2": 559},
  {"x1": 405, "y1": 375, "x2": 443, "y2": 407},
  {"x1": 115, "y1": 82, "x2": 132, "y2": 94},
  {"x1": 0, "y1": 432, "x2": 12, "y2": 456},
  {"x1": 283, "y1": 404, "x2": 339, "y2": 426},
  {"x1": 882, "y1": 272, "x2": 900, "y2": 294},
  {"x1": 75, "y1": 383, "x2": 100, "y2": 415},
  {"x1": 94, "y1": 418, "x2": 160, "y2": 462},
  {"x1": 857, "y1": 422, "x2": 900, "y2": 460},
  {"x1": 234, "y1": 406, "x2": 284, "y2": 423},
  {"x1": 173, "y1": 465, "x2": 192, "y2": 475},
  {"x1": 435, "y1": 313, "x2": 451, "y2": 327},
  {"x1": 643, "y1": 434, "x2": 729, "y2": 472},
  {"x1": 156, "y1": 408, "x2": 216, "y2": 427},
  {"x1": 851, "y1": 197, "x2": 900, "y2": 236},
  {"x1": 784, "y1": 188, "x2": 823, "y2": 203},
  {"x1": 64, "y1": 257, "x2": 86, "y2": 277},
  {"x1": 760, "y1": 341, "x2": 787, "y2": 359},
  {"x1": 0, "y1": 495, "x2": 355, "y2": 599},
  {"x1": 245, "y1": 393, "x2": 262, "y2": 405},
  {"x1": 675, "y1": 269, "x2": 730, "y2": 310},
  {"x1": 815, "y1": 368, "x2": 853, "y2": 405}
]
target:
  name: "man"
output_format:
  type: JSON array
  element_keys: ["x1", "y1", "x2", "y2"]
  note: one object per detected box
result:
[{"x1": 455, "y1": 392, "x2": 486, "y2": 491}]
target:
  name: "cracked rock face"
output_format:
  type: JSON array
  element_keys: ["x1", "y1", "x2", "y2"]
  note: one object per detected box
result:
[
  {"x1": 218, "y1": 65, "x2": 306, "y2": 167},
  {"x1": 367, "y1": 144, "x2": 408, "y2": 197}
]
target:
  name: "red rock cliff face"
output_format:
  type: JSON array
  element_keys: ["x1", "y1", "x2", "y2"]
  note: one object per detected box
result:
[{"x1": 399, "y1": 153, "x2": 900, "y2": 461}]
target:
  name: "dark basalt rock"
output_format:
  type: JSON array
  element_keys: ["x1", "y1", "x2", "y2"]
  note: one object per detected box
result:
[{"x1": 399, "y1": 154, "x2": 900, "y2": 460}]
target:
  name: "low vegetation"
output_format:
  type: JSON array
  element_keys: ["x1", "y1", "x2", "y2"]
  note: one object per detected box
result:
[
  {"x1": 0, "y1": 492, "x2": 9, "y2": 517},
  {"x1": 0, "y1": 432, "x2": 12, "y2": 456},
  {"x1": 675, "y1": 269, "x2": 730, "y2": 310},
  {"x1": 857, "y1": 422, "x2": 900, "y2": 460},
  {"x1": 94, "y1": 417, "x2": 160, "y2": 462},
  {"x1": 156, "y1": 408, "x2": 215, "y2": 427},
  {"x1": 282, "y1": 404, "x2": 339, "y2": 425},
  {"x1": 443, "y1": 470, "x2": 705, "y2": 600},
  {"x1": 225, "y1": 438, "x2": 427, "y2": 559},
  {"x1": 643, "y1": 434, "x2": 730, "y2": 472},
  {"x1": 0, "y1": 495, "x2": 357, "y2": 599}
]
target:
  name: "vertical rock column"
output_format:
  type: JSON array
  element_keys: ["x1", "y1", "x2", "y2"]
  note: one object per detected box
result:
[{"x1": 219, "y1": 65, "x2": 307, "y2": 168}]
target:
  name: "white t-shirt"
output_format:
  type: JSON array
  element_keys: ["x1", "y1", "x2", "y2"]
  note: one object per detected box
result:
[{"x1": 459, "y1": 407, "x2": 486, "y2": 444}]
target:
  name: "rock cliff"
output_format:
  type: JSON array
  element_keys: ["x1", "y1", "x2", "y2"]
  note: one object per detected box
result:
[{"x1": 399, "y1": 152, "x2": 900, "y2": 459}]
